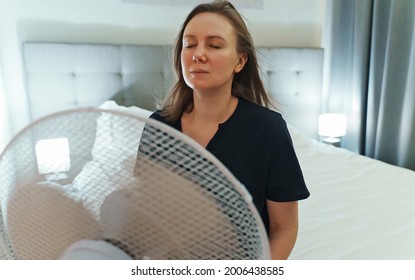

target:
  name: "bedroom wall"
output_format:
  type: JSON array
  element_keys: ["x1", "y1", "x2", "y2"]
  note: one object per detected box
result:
[
  {"x1": 0, "y1": 0, "x2": 326, "y2": 151},
  {"x1": 0, "y1": 1, "x2": 12, "y2": 151}
]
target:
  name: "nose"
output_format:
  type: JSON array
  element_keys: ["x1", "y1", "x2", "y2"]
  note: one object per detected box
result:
[{"x1": 192, "y1": 50, "x2": 207, "y2": 63}]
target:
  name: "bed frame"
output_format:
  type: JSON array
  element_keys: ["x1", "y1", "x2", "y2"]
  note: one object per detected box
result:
[{"x1": 22, "y1": 42, "x2": 324, "y2": 139}]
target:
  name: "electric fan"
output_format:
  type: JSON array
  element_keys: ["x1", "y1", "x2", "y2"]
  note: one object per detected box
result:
[{"x1": 0, "y1": 108, "x2": 270, "y2": 260}]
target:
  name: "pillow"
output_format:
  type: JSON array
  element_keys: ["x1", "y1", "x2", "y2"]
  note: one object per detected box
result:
[
  {"x1": 98, "y1": 100, "x2": 153, "y2": 118},
  {"x1": 91, "y1": 100, "x2": 153, "y2": 175},
  {"x1": 287, "y1": 124, "x2": 313, "y2": 148},
  {"x1": 72, "y1": 101, "x2": 153, "y2": 218}
]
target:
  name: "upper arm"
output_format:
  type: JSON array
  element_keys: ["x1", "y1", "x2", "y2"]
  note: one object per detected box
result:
[
  {"x1": 266, "y1": 199, "x2": 299, "y2": 259},
  {"x1": 267, "y1": 199, "x2": 299, "y2": 233}
]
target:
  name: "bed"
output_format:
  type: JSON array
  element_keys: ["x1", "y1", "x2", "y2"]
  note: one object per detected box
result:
[
  {"x1": 288, "y1": 127, "x2": 415, "y2": 259},
  {"x1": 15, "y1": 42, "x2": 415, "y2": 259}
]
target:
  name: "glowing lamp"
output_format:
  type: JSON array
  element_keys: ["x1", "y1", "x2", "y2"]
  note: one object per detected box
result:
[
  {"x1": 35, "y1": 138, "x2": 70, "y2": 176},
  {"x1": 318, "y1": 113, "x2": 347, "y2": 146}
]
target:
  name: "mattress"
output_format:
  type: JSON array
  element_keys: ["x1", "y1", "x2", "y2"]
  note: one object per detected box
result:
[{"x1": 288, "y1": 126, "x2": 415, "y2": 259}]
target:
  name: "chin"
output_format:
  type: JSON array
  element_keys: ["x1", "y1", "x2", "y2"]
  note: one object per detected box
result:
[{"x1": 185, "y1": 82, "x2": 210, "y2": 92}]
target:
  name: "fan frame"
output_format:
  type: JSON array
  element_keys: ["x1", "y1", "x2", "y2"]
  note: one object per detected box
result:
[{"x1": 0, "y1": 107, "x2": 271, "y2": 260}]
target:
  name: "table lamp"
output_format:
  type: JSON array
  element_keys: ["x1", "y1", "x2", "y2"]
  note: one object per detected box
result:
[{"x1": 318, "y1": 113, "x2": 347, "y2": 146}]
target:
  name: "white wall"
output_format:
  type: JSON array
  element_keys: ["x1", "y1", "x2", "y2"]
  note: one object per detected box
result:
[
  {"x1": 0, "y1": 0, "x2": 13, "y2": 151},
  {"x1": 13, "y1": 0, "x2": 326, "y2": 46},
  {"x1": 0, "y1": 0, "x2": 326, "y2": 149}
]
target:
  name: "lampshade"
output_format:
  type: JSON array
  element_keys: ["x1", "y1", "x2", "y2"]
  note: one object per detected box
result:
[
  {"x1": 318, "y1": 113, "x2": 347, "y2": 138},
  {"x1": 35, "y1": 138, "x2": 70, "y2": 174}
]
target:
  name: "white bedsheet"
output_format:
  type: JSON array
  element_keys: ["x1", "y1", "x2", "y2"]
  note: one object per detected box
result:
[{"x1": 288, "y1": 126, "x2": 415, "y2": 259}]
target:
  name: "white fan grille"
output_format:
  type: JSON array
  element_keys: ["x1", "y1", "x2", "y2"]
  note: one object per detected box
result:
[{"x1": 0, "y1": 108, "x2": 269, "y2": 259}]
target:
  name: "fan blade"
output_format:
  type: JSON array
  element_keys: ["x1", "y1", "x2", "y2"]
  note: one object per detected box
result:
[
  {"x1": 100, "y1": 160, "x2": 240, "y2": 260},
  {"x1": 7, "y1": 181, "x2": 101, "y2": 259}
]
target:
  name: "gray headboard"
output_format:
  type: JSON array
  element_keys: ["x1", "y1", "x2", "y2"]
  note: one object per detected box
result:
[{"x1": 22, "y1": 42, "x2": 323, "y2": 139}]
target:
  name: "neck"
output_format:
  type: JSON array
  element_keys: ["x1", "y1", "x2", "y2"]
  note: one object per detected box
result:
[{"x1": 190, "y1": 90, "x2": 238, "y2": 124}]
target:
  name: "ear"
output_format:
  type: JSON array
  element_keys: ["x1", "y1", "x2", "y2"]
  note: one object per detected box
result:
[{"x1": 234, "y1": 53, "x2": 248, "y2": 73}]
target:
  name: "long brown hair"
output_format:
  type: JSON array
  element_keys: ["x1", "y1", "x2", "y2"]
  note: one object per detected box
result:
[{"x1": 159, "y1": 0, "x2": 272, "y2": 122}]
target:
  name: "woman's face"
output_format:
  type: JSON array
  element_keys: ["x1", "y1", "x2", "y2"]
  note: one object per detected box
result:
[{"x1": 181, "y1": 12, "x2": 246, "y2": 94}]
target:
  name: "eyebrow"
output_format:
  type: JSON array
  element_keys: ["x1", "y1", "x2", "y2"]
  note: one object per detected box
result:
[{"x1": 183, "y1": 35, "x2": 226, "y2": 41}]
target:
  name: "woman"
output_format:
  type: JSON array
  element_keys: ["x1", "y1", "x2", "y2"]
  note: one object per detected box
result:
[{"x1": 143, "y1": 0, "x2": 309, "y2": 259}]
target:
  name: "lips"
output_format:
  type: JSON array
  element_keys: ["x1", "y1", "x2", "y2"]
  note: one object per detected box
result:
[{"x1": 190, "y1": 69, "x2": 209, "y2": 74}]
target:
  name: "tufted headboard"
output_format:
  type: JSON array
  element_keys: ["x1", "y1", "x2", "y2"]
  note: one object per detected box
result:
[
  {"x1": 257, "y1": 48, "x2": 324, "y2": 139},
  {"x1": 22, "y1": 42, "x2": 323, "y2": 139}
]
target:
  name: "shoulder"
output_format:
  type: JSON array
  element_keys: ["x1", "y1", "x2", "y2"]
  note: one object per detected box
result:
[
  {"x1": 237, "y1": 99, "x2": 292, "y2": 146},
  {"x1": 238, "y1": 98, "x2": 286, "y2": 128},
  {"x1": 148, "y1": 110, "x2": 181, "y2": 130},
  {"x1": 149, "y1": 110, "x2": 163, "y2": 120},
  {"x1": 149, "y1": 110, "x2": 171, "y2": 125}
]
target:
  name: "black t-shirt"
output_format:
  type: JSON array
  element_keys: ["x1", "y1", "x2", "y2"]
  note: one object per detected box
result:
[{"x1": 146, "y1": 98, "x2": 309, "y2": 232}]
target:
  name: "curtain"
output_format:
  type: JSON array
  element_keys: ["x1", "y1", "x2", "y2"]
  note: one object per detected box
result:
[
  {"x1": 366, "y1": 0, "x2": 415, "y2": 169},
  {"x1": 322, "y1": 0, "x2": 372, "y2": 153},
  {"x1": 0, "y1": 59, "x2": 12, "y2": 151},
  {"x1": 324, "y1": 0, "x2": 415, "y2": 170}
]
